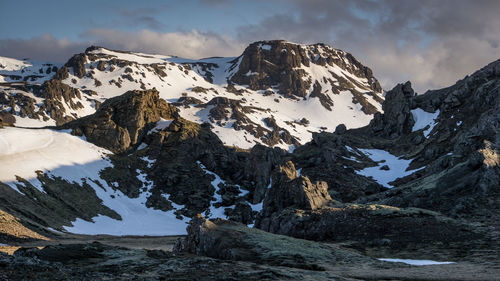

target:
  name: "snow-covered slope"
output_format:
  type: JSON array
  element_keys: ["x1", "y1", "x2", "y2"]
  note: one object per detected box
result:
[
  {"x1": 0, "y1": 126, "x2": 254, "y2": 235},
  {"x1": 1, "y1": 40, "x2": 384, "y2": 150},
  {"x1": 0, "y1": 56, "x2": 60, "y2": 84}
]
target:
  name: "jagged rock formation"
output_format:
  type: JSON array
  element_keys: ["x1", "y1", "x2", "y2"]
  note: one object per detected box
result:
[
  {"x1": 256, "y1": 161, "x2": 333, "y2": 231},
  {"x1": 243, "y1": 144, "x2": 286, "y2": 203},
  {"x1": 65, "y1": 89, "x2": 178, "y2": 153},
  {"x1": 254, "y1": 161, "x2": 487, "y2": 251},
  {"x1": 39, "y1": 79, "x2": 86, "y2": 125},
  {"x1": 231, "y1": 40, "x2": 382, "y2": 102},
  {"x1": 360, "y1": 61, "x2": 500, "y2": 227},
  {"x1": 291, "y1": 133, "x2": 387, "y2": 202},
  {"x1": 370, "y1": 81, "x2": 416, "y2": 138}
]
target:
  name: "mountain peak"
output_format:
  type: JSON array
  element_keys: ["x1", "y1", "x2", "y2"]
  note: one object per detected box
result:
[{"x1": 231, "y1": 39, "x2": 383, "y2": 113}]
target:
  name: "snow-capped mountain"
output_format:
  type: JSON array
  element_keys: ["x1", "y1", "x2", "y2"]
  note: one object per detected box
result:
[
  {"x1": 0, "y1": 40, "x2": 383, "y2": 150},
  {"x1": 0, "y1": 41, "x2": 387, "y2": 236},
  {"x1": 0, "y1": 44, "x2": 499, "y2": 241}
]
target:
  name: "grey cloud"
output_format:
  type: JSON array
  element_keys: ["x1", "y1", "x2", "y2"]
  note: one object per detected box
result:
[
  {"x1": 0, "y1": 34, "x2": 88, "y2": 62},
  {"x1": 82, "y1": 29, "x2": 244, "y2": 59},
  {"x1": 237, "y1": 0, "x2": 500, "y2": 92},
  {"x1": 0, "y1": 29, "x2": 244, "y2": 63},
  {"x1": 1, "y1": 0, "x2": 499, "y2": 93}
]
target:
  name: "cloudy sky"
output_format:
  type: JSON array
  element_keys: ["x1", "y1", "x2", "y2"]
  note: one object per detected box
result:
[{"x1": 1, "y1": 0, "x2": 499, "y2": 93}]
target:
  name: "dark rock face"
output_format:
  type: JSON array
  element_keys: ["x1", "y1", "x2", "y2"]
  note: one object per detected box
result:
[
  {"x1": 140, "y1": 118, "x2": 241, "y2": 217},
  {"x1": 266, "y1": 161, "x2": 332, "y2": 211},
  {"x1": 39, "y1": 79, "x2": 84, "y2": 125},
  {"x1": 65, "y1": 89, "x2": 178, "y2": 153},
  {"x1": 0, "y1": 79, "x2": 86, "y2": 126},
  {"x1": 230, "y1": 40, "x2": 382, "y2": 104},
  {"x1": 256, "y1": 161, "x2": 333, "y2": 231},
  {"x1": 291, "y1": 132, "x2": 387, "y2": 203},
  {"x1": 244, "y1": 145, "x2": 285, "y2": 203},
  {"x1": 257, "y1": 204, "x2": 487, "y2": 251},
  {"x1": 361, "y1": 60, "x2": 500, "y2": 229},
  {"x1": 231, "y1": 40, "x2": 311, "y2": 98},
  {"x1": 0, "y1": 111, "x2": 15, "y2": 127},
  {"x1": 65, "y1": 53, "x2": 87, "y2": 78},
  {"x1": 370, "y1": 81, "x2": 416, "y2": 138},
  {"x1": 262, "y1": 116, "x2": 300, "y2": 146},
  {"x1": 0, "y1": 175, "x2": 120, "y2": 234},
  {"x1": 287, "y1": 59, "x2": 500, "y2": 233}
]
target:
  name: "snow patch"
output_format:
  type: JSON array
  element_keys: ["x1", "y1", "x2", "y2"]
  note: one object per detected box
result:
[
  {"x1": 258, "y1": 43, "x2": 272, "y2": 51},
  {"x1": 0, "y1": 127, "x2": 111, "y2": 192},
  {"x1": 355, "y1": 148, "x2": 423, "y2": 188},
  {"x1": 378, "y1": 258, "x2": 455, "y2": 266},
  {"x1": 411, "y1": 108, "x2": 440, "y2": 137},
  {"x1": 149, "y1": 118, "x2": 173, "y2": 134}
]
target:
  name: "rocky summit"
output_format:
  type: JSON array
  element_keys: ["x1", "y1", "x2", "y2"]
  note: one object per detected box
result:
[{"x1": 0, "y1": 42, "x2": 499, "y2": 280}]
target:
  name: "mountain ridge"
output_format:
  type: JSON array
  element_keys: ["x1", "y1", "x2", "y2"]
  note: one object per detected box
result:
[{"x1": 0, "y1": 40, "x2": 383, "y2": 150}]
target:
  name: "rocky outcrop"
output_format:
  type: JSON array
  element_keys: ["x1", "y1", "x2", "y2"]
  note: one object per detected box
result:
[
  {"x1": 257, "y1": 203, "x2": 487, "y2": 251},
  {"x1": 0, "y1": 111, "x2": 15, "y2": 128},
  {"x1": 360, "y1": 60, "x2": 500, "y2": 229},
  {"x1": 174, "y1": 215, "x2": 371, "y2": 270},
  {"x1": 0, "y1": 80, "x2": 85, "y2": 126},
  {"x1": 369, "y1": 81, "x2": 416, "y2": 138},
  {"x1": 268, "y1": 161, "x2": 332, "y2": 210},
  {"x1": 65, "y1": 53, "x2": 87, "y2": 78},
  {"x1": 230, "y1": 40, "x2": 311, "y2": 98},
  {"x1": 65, "y1": 89, "x2": 178, "y2": 153},
  {"x1": 262, "y1": 116, "x2": 300, "y2": 146},
  {"x1": 289, "y1": 59, "x2": 500, "y2": 232},
  {"x1": 291, "y1": 132, "x2": 387, "y2": 202},
  {"x1": 243, "y1": 144, "x2": 285, "y2": 203},
  {"x1": 230, "y1": 40, "x2": 382, "y2": 102},
  {"x1": 39, "y1": 79, "x2": 84, "y2": 125},
  {"x1": 256, "y1": 161, "x2": 333, "y2": 231},
  {"x1": 253, "y1": 157, "x2": 492, "y2": 253}
]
